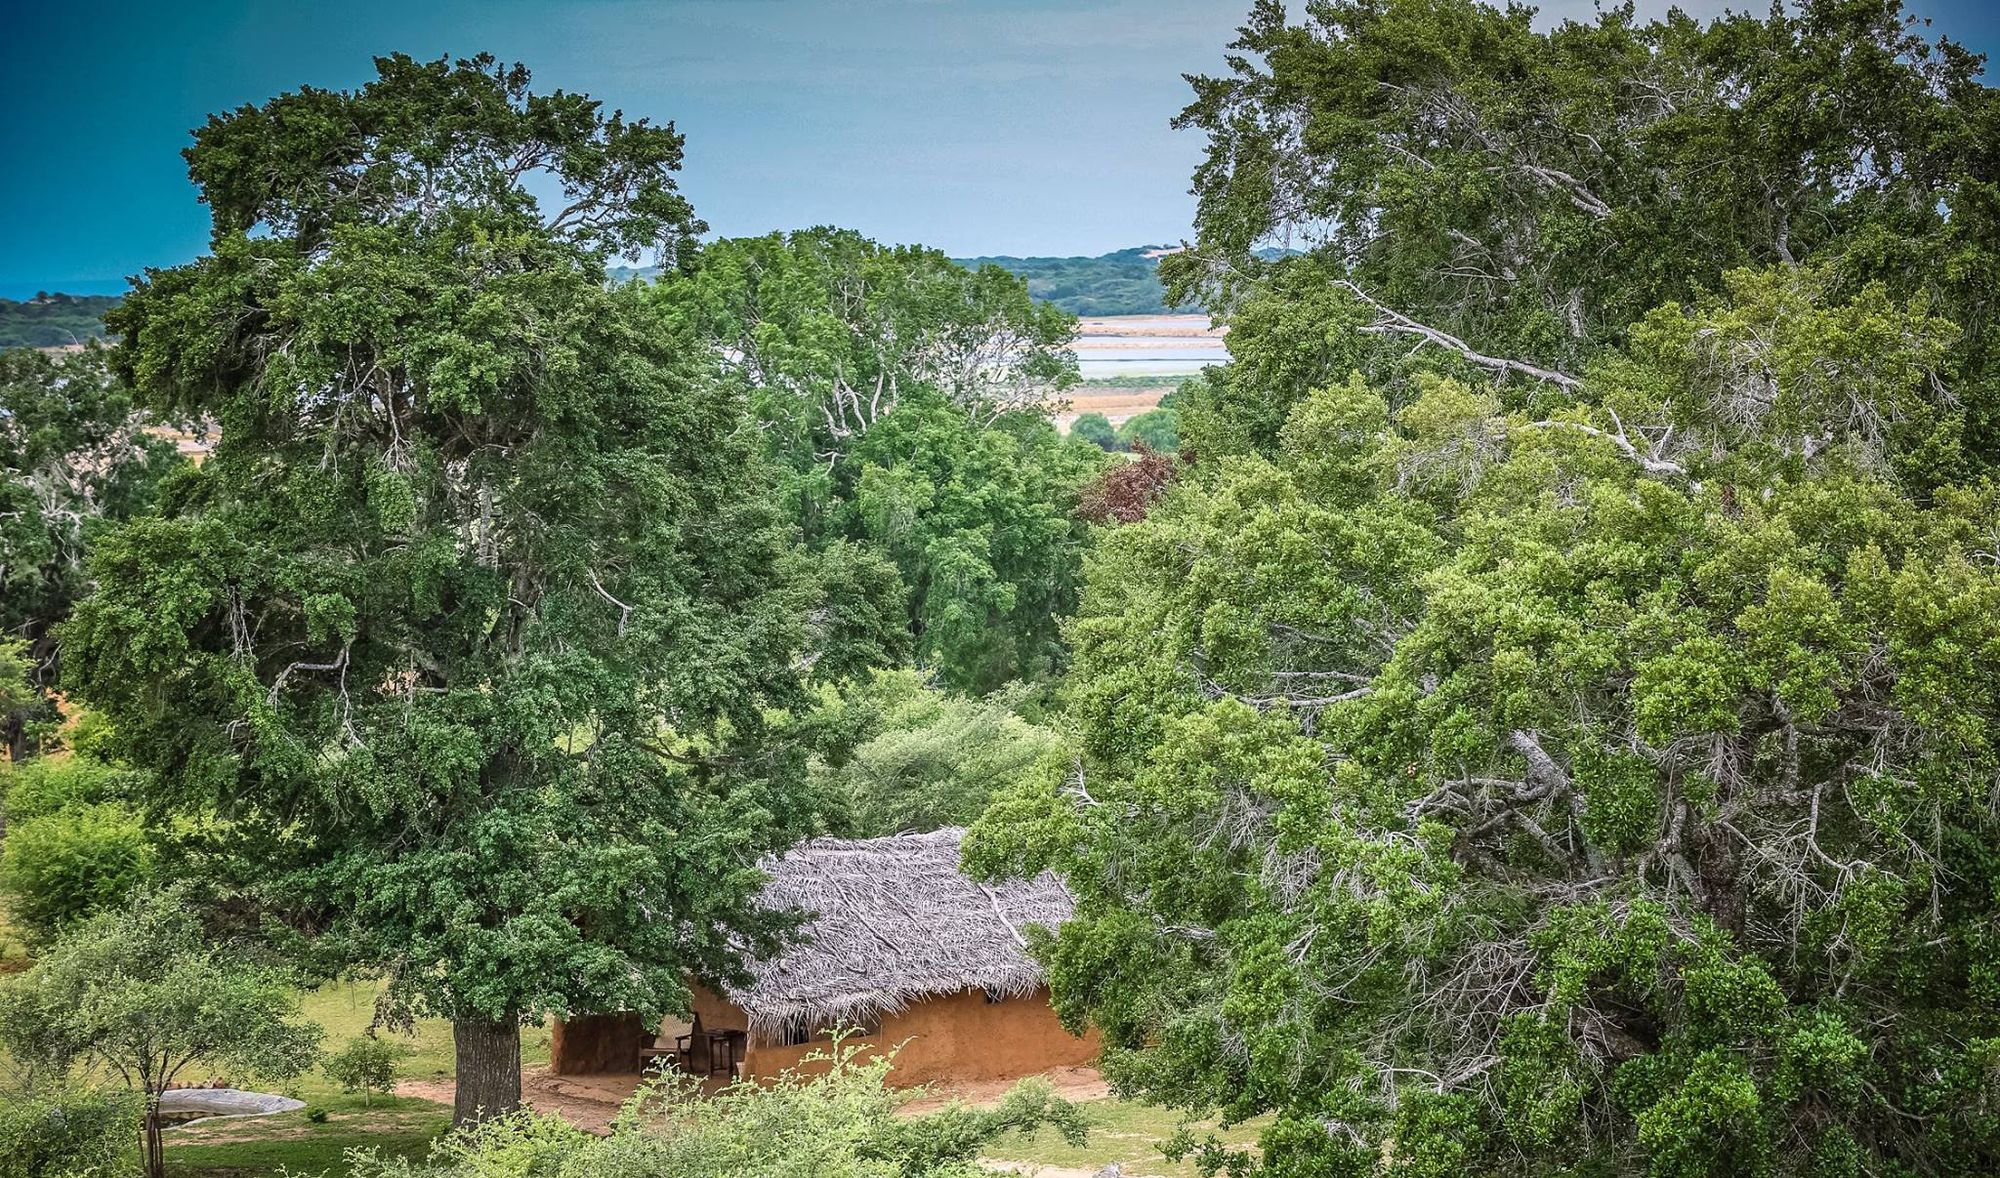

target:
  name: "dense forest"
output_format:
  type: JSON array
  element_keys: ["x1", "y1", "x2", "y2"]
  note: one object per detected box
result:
[
  {"x1": 951, "y1": 247, "x2": 1191, "y2": 316},
  {"x1": 6, "y1": 1, "x2": 2000, "y2": 1176},
  {"x1": 621, "y1": 246, "x2": 1196, "y2": 317},
  {"x1": 0, "y1": 294, "x2": 119, "y2": 349}
]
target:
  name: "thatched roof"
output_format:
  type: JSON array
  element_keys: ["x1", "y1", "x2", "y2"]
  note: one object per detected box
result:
[{"x1": 725, "y1": 828, "x2": 1072, "y2": 1040}]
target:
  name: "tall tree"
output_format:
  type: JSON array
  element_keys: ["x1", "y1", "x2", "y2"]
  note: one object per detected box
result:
[
  {"x1": 62, "y1": 55, "x2": 885, "y2": 1123},
  {"x1": 655, "y1": 230, "x2": 1099, "y2": 691},
  {"x1": 0, "y1": 346, "x2": 182, "y2": 757},
  {"x1": 1164, "y1": 0, "x2": 2000, "y2": 465},
  {"x1": 655, "y1": 226, "x2": 1078, "y2": 498},
  {"x1": 838, "y1": 392, "x2": 1102, "y2": 691},
  {"x1": 973, "y1": 267, "x2": 2000, "y2": 1176},
  {"x1": 972, "y1": 2, "x2": 2000, "y2": 1170}
]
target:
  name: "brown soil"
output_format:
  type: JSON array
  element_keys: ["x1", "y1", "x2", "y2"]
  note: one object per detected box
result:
[
  {"x1": 1056, "y1": 389, "x2": 1172, "y2": 431},
  {"x1": 1076, "y1": 315, "x2": 1221, "y2": 338}
]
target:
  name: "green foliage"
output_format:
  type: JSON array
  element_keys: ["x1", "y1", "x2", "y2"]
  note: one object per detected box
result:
[
  {"x1": 0, "y1": 295, "x2": 119, "y2": 350},
  {"x1": 348, "y1": 1043, "x2": 1085, "y2": 1178},
  {"x1": 1071, "y1": 413, "x2": 1118, "y2": 451},
  {"x1": 974, "y1": 250, "x2": 2000, "y2": 1173},
  {"x1": 0, "y1": 754, "x2": 141, "y2": 822},
  {"x1": 1082, "y1": 375, "x2": 1196, "y2": 393},
  {"x1": 840, "y1": 394, "x2": 1102, "y2": 691},
  {"x1": 0, "y1": 890, "x2": 322, "y2": 1095},
  {"x1": 1073, "y1": 410, "x2": 1181, "y2": 455},
  {"x1": 0, "y1": 746, "x2": 158, "y2": 948},
  {"x1": 1116, "y1": 409, "x2": 1179, "y2": 453},
  {"x1": 0, "y1": 801, "x2": 154, "y2": 944},
  {"x1": 652, "y1": 228, "x2": 1091, "y2": 690},
  {"x1": 0, "y1": 1083, "x2": 144, "y2": 1178},
  {"x1": 322, "y1": 1035, "x2": 411, "y2": 1107},
  {"x1": 0, "y1": 641, "x2": 34, "y2": 753},
  {"x1": 0, "y1": 346, "x2": 182, "y2": 752},
  {"x1": 60, "y1": 55, "x2": 861, "y2": 1121},
  {"x1": 810, "y1": 671, "x2": 1062, "y2": 836},
  {"x1": 658, "y1": 227, "x2": 1076, "y2": 483},
  {"x1": 1166, "y1": 0, "x2": 2000, "y2": 467}
]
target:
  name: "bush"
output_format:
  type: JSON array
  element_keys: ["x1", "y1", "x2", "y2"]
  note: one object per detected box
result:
[
  {"x1": 0, "y1": 1084, "x2": 144, "y2": 1178},
  {"x1": 322, "y1": 1035, "x2": 409, "y2": 1107},
  {"x1": 0, "y1": 756, "x2": 138, "y2": 823},
  {"x1": 1114, "y1": 408, "x2": 1178, "y2": 452},
  {"x1": 0, "y1": 803, "x2": 154, "y2": 943},
  {"x1": 1071, "y1": 412, "x2": 1118, "y2": 451},
  {"x1": 811, "y1": 672, "x2": 1062, "y2": 837},
  {"x1": 348, "y1": 1041, "x2": 1085, "y2": 1178}
]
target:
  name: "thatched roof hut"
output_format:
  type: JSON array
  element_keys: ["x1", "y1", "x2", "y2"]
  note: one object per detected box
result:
[{"x1": 725, "y1": 827, "x2": 1073, "y2": 1041}]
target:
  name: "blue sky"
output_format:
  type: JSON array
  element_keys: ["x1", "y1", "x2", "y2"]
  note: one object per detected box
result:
[{"x1": 1, "y1": 0, "x2": 1991, "y2": 297}]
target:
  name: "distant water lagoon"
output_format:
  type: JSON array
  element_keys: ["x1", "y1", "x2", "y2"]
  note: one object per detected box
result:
[
  {"x1": 1077, "y1": 356, "x2": 1217, "y2": 377},
  {"x1": 1073, "y1": 313, "x2": 1226, "y2": 378}
]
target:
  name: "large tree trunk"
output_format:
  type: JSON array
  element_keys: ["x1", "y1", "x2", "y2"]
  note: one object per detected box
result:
[{"x1": 452, "y1": 1014, "x2": 522, "y2": 1126}]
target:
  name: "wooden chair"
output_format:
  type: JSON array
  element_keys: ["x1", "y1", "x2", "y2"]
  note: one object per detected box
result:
[
  {"x1": 639, "y1": 1015, "x2": 697, "y2": 1072},
  {"x1": 637, "y1": 1032, "x2": 677, "y2": 1070}
]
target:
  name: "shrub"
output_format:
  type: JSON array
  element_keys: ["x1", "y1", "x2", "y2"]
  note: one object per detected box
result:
[
  {"x1": 0, "y1": 1084, "x2": 144, "y2": 1178},
  {"x1": 1075, "y1": 446, "x2": 1179, "y2": 524},
  {"x1": 0, "y1": 803, "x2": 154, "y2": 943},
  {"x1": 0, "y1": 755, "x2": 138, "y2": 823},
  {"x1": 811, "y1": 671, "x2": 1062, "y2": 837},
  {"x1": 322, "y1": 1035, "x2": 409, "y2": 1107},
  {"x1": 1114, "y1": 408, "x2": 1178, "y2": 452},
  {"x1": 348, "y1": 1041, "x2": 1084, "y2": 1178},
  {"x1": 1070, "y1": 412, "x2": 1118, "y2": 451}
]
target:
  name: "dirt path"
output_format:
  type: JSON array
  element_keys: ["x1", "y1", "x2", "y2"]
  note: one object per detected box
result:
[{"x1": 396, "y1": 1067, "x2": 639, "y2": 1133}]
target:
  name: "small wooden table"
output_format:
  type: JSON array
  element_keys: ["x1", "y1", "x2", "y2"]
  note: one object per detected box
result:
[{"x1": 702, "y1": 1028, "x2": 746, "y2": 1078}]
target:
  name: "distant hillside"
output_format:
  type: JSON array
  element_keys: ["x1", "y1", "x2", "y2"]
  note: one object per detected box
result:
[
  {"x1": 952, "y1": 246, "x2": 1190, "y2": 317},
  {"x1": 0, "y1": 293, "x2": 120, "y2": 349},
  {"x1": 612, "y1": 249, "x2": 1187, "y2": 316}
]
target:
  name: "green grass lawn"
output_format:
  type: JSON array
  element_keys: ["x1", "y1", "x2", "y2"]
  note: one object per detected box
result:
[
  {"x1": 284, "y1": 978, "x2": 553, "y2": 1084},
  {"x1": 160, "y1": 978, "x2": 555, "y2": 1177},
  {"x1": 981, "y1": 1097, "x2": 1267, "y2": 1178},
  {"x1": 163, "y1": 1094, "x2": 448, "y2": 1177}
]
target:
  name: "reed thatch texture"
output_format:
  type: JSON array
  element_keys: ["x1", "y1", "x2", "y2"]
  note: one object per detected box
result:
[{"x1": 727, "y1": 827, "x2": 1072, "y2": 1041}]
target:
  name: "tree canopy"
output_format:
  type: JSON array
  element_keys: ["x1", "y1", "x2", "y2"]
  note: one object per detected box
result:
[
  {"x1": 0, "y1": 345, "x2": 183, "y2": 755},
  {"x1": 654, "y1": 229, "x2": 1100, "y2": 691},
  {"x1": 970, "y1": 2, "x2": 2000, "y2": 1174},
  {"x1": 61, "y1": 54, "x2": 889, "y2": 1125},
  {"x1": 1163, "y1": 0, "x2": 2000, "y2": 468},
  {"x1": 807, "y1": 670, "x2": 1062, "y2": 837}
]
